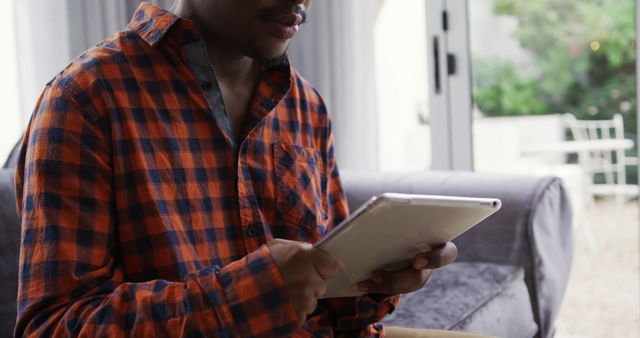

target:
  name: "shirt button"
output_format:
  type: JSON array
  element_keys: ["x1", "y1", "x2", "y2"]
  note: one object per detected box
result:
[
  {"x1": 201, "y1": 81, "x2": 213, "y2": 91},
  {"x1": 247, "y1": 225, "x2": 259, "y2": 238}
]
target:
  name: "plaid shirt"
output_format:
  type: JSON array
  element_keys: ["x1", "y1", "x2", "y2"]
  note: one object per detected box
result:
[{"x1": 14, "y1": 3, "x2": 398, "y2": 337}]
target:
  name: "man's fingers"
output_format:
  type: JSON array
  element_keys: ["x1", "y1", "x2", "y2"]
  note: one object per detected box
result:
[
  {"x1": 357, "y1": 268, "x2": 433, "y2": 295},
  {"x1": 376, "y1": 268, "x2": 426, "y2": 291},
  {"x1": 302, "y1": 287, "x2": 319, "y2": 314},
  {"x1": 268, "y1": 240, "x2": 336, "y2": 328},
  {"x1": 310, "y1": 249, "x2": 340, "y2": 279},
  {"x1": 357, "y1": 280, "x2": 395, "y2": 295},
  {"x1": 412, "y1": 254, "x2": 430, "y2": 270},
  {"x1": 306, "y1": 271, "x2": 328, "y2": 298},
  {"x1": 414, "y1": 242, "x2": 458, "y2": 269},
  {"x1": 296, "y1": 314, "x2": 306, "y2": 328}
]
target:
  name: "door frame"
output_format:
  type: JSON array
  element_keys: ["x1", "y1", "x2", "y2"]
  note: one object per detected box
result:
[
  {"x1": 428, "y1": 0, "x2": 474, "y2": 171},
  {"x1": 637, "y1": 0, "x2": 640, "y2": 189}
]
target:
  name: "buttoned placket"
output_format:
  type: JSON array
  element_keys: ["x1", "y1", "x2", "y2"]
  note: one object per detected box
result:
[
  {"x1": 183, "y1": 41, "x2": 236, "y2": 152},
  {"x1": 182, "y1": 40, "x2": 265, "y2": 251}
]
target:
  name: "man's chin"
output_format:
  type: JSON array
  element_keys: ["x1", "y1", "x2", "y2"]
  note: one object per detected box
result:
[
  {"x1": 249, "y1": 40, "x2": 290, "y2": 63},
  {"x1": 254, "y1": 49, "x2": 288, "y2": 63}
]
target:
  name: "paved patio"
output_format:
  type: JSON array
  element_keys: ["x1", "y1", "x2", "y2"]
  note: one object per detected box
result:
[{"x1": 555, "y1": 199, "x2": 640, "y2": 338}]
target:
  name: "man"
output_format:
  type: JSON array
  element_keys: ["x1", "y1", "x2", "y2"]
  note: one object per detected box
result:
[{"x1": 14, "y1": 1, "x2": 461, "y2": 337}]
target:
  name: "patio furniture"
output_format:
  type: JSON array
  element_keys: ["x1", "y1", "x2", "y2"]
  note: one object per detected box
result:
[{"x1": 562, "y1": 113, "x2": 638, "y2": 206}]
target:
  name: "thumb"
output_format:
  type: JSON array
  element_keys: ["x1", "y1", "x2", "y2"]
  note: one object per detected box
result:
[{"x1": 310, "y1": 249, "x2": 340, "y2": 279}]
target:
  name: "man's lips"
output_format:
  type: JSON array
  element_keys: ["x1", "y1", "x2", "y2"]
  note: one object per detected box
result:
[
  {"x1": 265, "y1": 12, "x2": 303, "y2": 27},
  {"x1": 262, "y1": 13, "x2": 303, "y2": 40}
]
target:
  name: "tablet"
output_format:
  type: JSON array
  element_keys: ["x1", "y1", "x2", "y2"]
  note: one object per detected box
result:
[{"x1": 315, "y1": 193, "x2": 501, "y2": 299}]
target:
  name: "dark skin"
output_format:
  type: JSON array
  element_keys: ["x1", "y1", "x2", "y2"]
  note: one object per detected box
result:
[
  {"x1": 171, "y1": 0, "x2": 458, "y2": 328},
  {"x1": 171, "y1": 0, "x2": 308, "y2": 136}
]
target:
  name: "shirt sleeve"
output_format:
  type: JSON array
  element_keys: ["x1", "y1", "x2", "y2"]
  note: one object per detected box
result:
[
  {"x1": 14, "y1": 84, "x2": 298, "y2": 337},
  {"x1": 316, "y1": 110, "x2": 400, "y2": 337}
]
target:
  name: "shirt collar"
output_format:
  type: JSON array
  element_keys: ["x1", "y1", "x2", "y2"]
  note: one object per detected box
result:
[
  {"x1": 128, "y1": 2, "x2": 294, "y2": 109},
  {"x1": 128, "y1": 2, "x2": 180, "y2": 47}
]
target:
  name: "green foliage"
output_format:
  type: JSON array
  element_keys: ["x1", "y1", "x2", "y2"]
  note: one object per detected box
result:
[
  {"x1": 474, "y1": 60, "x2": 549, "y2": 116},
  {"x1": 475, "y1": 0, "x2": 637, "y2": 138}
]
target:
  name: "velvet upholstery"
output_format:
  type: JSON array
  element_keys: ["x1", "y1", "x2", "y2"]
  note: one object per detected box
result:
[{"x1": 383, "y1": 262, "x2": 538, "y2": 338}]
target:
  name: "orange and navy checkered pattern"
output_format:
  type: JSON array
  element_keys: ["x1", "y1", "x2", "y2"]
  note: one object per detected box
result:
[{"x1": 14, "y1": 2, "x2": 398, "y2": 337}]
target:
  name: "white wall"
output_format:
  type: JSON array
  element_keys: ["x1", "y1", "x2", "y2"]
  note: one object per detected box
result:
[
  {"x1": 374, "y1": 0, "x2": 431, "y2": 172},
  {"x1": 0, "y1": 0, "x2": 22, "y2": 162},
  {"x1": 14, "y1": 0, "x2": 74, "y2": 128},
  {"x1": 65, "y1": 0, "x2": 175, "y2": 58},
  {"x1": 13, "y1": 1, "x2": 173, "y2": 122}
]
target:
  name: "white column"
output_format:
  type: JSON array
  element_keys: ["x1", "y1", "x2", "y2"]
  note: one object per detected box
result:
[
  {"x1": 445, "y1": 0, "x2": 473, "y2": 171},
  {"x1": 427, "y1": 0, "x2": 474, "y2": 171},
  {"x1": 66, "y1": 0, "x2": 130, "y2": 59}
]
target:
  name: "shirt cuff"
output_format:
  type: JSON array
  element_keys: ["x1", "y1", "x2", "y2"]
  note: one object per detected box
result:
[
  {"x1": 198, "y1": 245, "x2": 298, "y2": 337},
  {"x1": 333, "y1": 294, "x2": 401, "y2": 332}
]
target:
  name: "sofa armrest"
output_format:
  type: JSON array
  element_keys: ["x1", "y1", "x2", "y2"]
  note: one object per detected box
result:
[
  {"x1": 340, "y1": 170, "x2": 573, "y2": 338},
  {"x1": 2, "y1": 139, "x2": 21, "y2": 169}
]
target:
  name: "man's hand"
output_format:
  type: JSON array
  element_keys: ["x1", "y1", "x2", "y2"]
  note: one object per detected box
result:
[
  {"x1": 356, "y1": 242, "x2": 458, "y2": 295},
  {"x1": 267, "y1": 239, "x2": 339, "y2": 328}
]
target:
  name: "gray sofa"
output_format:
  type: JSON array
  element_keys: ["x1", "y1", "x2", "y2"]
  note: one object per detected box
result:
[
  {"x1": 0, "y1": 148, "x2": 572, "y2": 337},
  {"x1": 342, "y1": 171, "x2": 573, "y2": 338},
  {"x1": 1, "y1": 145, "x2": 20, "y2": 338}
]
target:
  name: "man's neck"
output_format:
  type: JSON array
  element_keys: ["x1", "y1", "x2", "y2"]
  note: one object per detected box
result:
[
  {"x1": 170, "y1": 3, "x2": 259, "y2": 87},
  {"x1": 169, "y1": 2, "x2": 261, "y2": 139},
  {"x1": 204, "y1": 46, "x2": 259, "y2": 89}
]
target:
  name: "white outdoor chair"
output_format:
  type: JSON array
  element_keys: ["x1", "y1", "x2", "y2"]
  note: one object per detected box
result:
[{"x1": 563, "y1": 113, "x2": 638, "y2": 207}]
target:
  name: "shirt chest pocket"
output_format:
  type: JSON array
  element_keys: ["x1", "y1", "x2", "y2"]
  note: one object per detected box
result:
[{"x1": 273, "y1": 143, "x2": 328, "y2": 241}]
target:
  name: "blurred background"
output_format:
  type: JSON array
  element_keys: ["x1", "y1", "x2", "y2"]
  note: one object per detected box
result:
[{"x1": 0, "y1": 0, "x2": 638, "y2": 336}]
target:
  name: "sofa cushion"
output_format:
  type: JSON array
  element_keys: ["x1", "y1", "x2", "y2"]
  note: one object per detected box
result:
[
  {"x1": 0, "y1": 168, "x2": 19, "y2": 337},
  {"x1": 382, "y1": 262, "x2": 538, "y2": 338}
]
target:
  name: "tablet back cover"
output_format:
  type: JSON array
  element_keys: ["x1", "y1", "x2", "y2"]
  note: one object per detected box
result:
[{"x1": 316, "y1": 194, "x2": 500, "y2": 298}]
